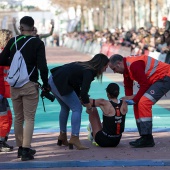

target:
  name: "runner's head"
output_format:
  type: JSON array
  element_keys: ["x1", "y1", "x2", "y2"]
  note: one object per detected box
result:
[{"x1": 106, "y1": 83, "x2": 120, "y2": 98}]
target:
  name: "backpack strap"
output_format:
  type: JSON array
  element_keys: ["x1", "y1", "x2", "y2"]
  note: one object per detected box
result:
[
  {"x1": 14, "y1": 36, "x2": 18, "y2": 51},
  {"x1": 19, "y1": 37, "x2": 36, "y2": 77},
  {"x1": 15, "y1": 36, "x2": 36, "y2": 77},
  {"x1": 10, "y1": 35, "x2": 26, "y2": 51},
  {"x1": 19, "y1": 37, "x2": 36, "y2": 51}
]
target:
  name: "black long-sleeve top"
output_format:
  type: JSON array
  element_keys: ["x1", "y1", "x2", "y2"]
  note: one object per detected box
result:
[
  {"x1": 50, "y1": 62, "x2": 97, "y2": 104},
  {"x1": 0, "y1": 35, "x2": 49, "y2": 86}
]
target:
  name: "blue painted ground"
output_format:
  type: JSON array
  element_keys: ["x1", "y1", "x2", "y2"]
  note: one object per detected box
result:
[
  {"x1": 9, "y1": 64, "x2": 170, "y2": 133},
  {"x1": 1, "y1": 160, "x2": 170, "y2": 169}
]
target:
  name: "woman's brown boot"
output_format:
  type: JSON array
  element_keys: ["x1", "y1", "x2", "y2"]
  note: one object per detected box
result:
[
  {"x1": 68, "y1": 135, "x2": 89, "y2": 150},
  {"x1": 57, "y1": 132, "x2": 69, "y2": 146}
]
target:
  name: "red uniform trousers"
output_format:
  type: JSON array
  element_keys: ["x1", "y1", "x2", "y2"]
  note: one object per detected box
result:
[{"x1": 0, "y1": 98, "x2": 12, "y2": 140}]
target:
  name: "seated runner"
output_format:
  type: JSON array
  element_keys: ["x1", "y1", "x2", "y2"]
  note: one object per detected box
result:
[{"x1": 87, "y1": 83, "x2": 128, "y2": 147}]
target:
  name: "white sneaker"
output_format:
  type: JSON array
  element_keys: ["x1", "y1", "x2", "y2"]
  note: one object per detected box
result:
[
  {"x1": 0, "y1": 142, "x2": 13, "y2": 152},
  {"x1": 87, "y1": 123, "x2": 93, "y2": 141},
  {"x1": 87, "y1": 123, "x2": 98, "y2": 146}
]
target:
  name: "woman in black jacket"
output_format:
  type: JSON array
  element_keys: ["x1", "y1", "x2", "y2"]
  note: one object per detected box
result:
[{"x1": 48, "y1": 53, "x2": 109, "y2": 150}]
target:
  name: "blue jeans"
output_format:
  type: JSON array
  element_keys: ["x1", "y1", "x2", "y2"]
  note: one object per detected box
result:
[{"x1": 48, "y1": 75, "x2": 82, "y2": 136}]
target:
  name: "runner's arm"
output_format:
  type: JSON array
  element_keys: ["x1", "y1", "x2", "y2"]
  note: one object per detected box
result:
[{"x1": 89, "y1": 98, "x2": 106, "y2": 107}]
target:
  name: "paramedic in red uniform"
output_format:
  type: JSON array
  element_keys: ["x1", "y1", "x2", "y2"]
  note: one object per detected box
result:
[
  {"x1": 0, "y1": 29, "x2": 13, "y2": 152},
  {"x1": 0, "y1": 66, "x2": 13, "y2": 152},
  {"x1": 109, "y1": 54, "x2": 170, "y2": 148}
]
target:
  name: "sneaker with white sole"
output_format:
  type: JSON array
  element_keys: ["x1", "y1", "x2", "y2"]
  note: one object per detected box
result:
[
  {"x1": 87, "y1": 123, "x2": 93, "y2": 141},
  {"x1": 87, "y1": 123, "x2": 98, "y2": 146},
  {"x1": 0, "y1": 141, "x2": 13, "y2": 152}
]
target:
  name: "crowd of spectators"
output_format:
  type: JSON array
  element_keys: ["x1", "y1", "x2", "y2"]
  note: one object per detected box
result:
[{"x1": 62, "y1": 17, "x2": 170, "y2": 63}]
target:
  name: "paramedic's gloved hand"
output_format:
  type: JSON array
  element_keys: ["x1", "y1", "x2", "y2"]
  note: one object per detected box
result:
[
  {"x1": 126, "y1": 100, "x2": 135, "y2": 105},
  {"x1": 0, "y1": 94, "x2": 3, "y2": 102}
]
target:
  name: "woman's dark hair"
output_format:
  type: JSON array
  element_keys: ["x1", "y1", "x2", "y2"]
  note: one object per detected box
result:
[{"x1": 80, "y1": 53, "x2": 109, "y2": 81}]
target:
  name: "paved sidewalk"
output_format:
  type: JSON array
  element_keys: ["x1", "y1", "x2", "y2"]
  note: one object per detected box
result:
[
  {"x1": 1, "y1": 47, "x2": 170, "y2": 170},
  {"x1": 1, "y1": 132, "x2": 170, "y2": 170}
]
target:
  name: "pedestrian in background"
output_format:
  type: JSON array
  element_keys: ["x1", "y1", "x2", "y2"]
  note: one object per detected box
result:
[
  {"x1": 48, "y1": 53, "x2": 109, "y2": 150},
  {"x1": 32, "y1": 19, "x2": 55, "y2": 40},
  {"x1": 13, "y1": 17, "x2": 55, "y2": 40},
  {"x1": 162, "y1": 17, "x2": 170, "y2": 32}
]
